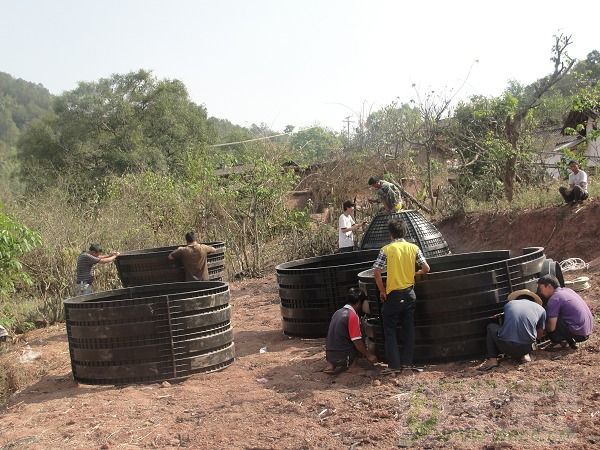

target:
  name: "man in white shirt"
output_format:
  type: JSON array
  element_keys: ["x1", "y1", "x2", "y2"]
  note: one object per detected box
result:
[
  {"x1": 559, "y1": 160, "x2": 589, "y2": 204},
  {"x1": 338, "y1": 200, "x2": 366, "y2": 252}
]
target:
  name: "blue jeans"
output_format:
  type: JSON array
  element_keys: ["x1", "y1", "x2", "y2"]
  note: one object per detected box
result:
[{"x1": 382, "y1": 288, "x2": 416, "y2": 369}]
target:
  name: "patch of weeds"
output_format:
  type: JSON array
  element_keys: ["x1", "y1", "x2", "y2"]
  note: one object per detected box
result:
[
  {"x1": 506, "y1": 379, "x2": 519, "y2": 391},
  {"x1": 437, "y1": 428, "x2": 486, "y2": 442},
  {"x1": 405, "y1": 388, "x2": 440, "y2": 441},
  {"x1": 538, "y1": 377, "x2": 567, "y2": 395},
  {"x1": 469, "y1": 380, "x2": 483, "y2": 393},
  {"x1": 485, "y1": 379, "x2": 497, "y2": 389},
  {"x1": 492, "y1": 428, "x2": 538, "y2": 442}
]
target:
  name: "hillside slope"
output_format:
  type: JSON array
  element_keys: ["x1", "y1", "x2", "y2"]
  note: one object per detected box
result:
[{"x1": 436, "y1": 200, "x2": 600, "y2": 263}]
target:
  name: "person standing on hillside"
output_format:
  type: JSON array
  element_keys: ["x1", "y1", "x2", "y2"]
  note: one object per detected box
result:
[
  {"x1": 338, "y1": 200, "x2": 366, "y2": 252},
  {"x1": 367, "y1": 177, "x2": 403, "y2": 213},
  {"x1": 324, "y1": 287, "x2": 377, "y2": 374},
  {"x1": 168, "y1": 232, "x2": 216, "y2": 281},
  {"x1": 537, "y1": 275, "x2": 593, "y2": 349},
  {"x1": 75, "y1": 244, "x2": 120, "y2": 295},
  {"x1": 478, "y1": 291, "x2": 546, "y2": 371},
  {"x1": 373, "y1": 219, "x2": 429, "y2": 374},
  {"x1": 559, "y1": 160, "x2": 589, "y2": 204}
]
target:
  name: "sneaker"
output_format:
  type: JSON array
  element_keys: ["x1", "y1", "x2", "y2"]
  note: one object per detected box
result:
[{"x1": 402, "y1": 365, "x2": 424, "y2": 373}]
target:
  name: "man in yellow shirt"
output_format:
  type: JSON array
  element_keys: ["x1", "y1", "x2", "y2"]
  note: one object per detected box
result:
[{"x1": 373, "y1": 220, "x2": 430, "y2": 373}]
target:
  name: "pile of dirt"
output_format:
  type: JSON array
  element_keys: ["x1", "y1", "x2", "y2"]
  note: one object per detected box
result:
[{"x1": 436, "y1": 199, "x2": 600, "y2": 262}]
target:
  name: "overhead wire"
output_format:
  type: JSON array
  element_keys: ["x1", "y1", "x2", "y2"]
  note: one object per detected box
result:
[{"x1": 209, "y1": 126, "x2": 320, "y2": 148}]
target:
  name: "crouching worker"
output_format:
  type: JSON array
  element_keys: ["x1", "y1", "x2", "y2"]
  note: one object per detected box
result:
[
  {"x1": 537, "y1": 275, "x2": 593, "y2": 349},
  {"x1": 559, "y1": 160, "x2": 588, "y2": 205},
  {"x1": 324, "y1": 288, "x2": 377, "y2": 374},
  {"x1": 478, "y1": 290, "x2": 546, "y2": 371}
]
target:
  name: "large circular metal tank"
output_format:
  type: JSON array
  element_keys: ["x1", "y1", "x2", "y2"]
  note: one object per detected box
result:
[
  {"x1": 64, "y1": 281, "x2": 234, "y2": 384},
  {"x1": 358, "y1": 247, "x2": 547, "y2": 363},
  {"x1": 360, "y1": 210, "x2": 450, "y2": 258},
  {"x1": 276, "y1": 250, "x2": 380, "y2": 337},
  {"x1": 115, "y1": 242, "x2": 226, "y2": 287}
]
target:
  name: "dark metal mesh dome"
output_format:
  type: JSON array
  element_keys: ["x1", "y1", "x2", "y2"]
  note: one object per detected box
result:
[{"x1": 360, "y1": 210, "x2": 450, "y2": 257}]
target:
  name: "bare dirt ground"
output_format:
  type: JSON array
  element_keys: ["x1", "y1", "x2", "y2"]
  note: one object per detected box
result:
[{"x1": 1, "y1": 207, "x2": 600, "y2": 449}]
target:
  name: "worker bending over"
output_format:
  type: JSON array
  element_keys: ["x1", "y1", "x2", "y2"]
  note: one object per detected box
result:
[
  {"x1": 537, "y1": 275, "x2": 593, "y2": 349},
  {"x1": 479, "y1": 290, "x2": 546, "y2": 371},
  {"x1": 168, "y1": 232, "x2": 216, "y2": 281},
  {"x1": 367, "y1": 177, "x2": 403, "y2": 213},
  {"x1": 324, "y1": 288, "x2": 377, "y2": 374}
]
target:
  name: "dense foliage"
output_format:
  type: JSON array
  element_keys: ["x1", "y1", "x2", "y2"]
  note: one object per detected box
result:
[
  {"x1": 18, "y1": 70, "x2": 211, "y2": 192},
  {"x1": 0, "y1": 72, "x2": 53, "y2": 195},
  {"x1": 0, "y1": 207, "x2": 41, "y2": 295}
]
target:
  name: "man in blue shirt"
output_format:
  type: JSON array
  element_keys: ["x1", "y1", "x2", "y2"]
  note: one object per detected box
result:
[{"x1": 478, "y1": 290, "x2": 546, "y2": 371}]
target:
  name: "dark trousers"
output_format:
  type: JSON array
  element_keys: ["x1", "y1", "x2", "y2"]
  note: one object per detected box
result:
[
  {"x1": 326, "y1": 349, "x2": 358, "y2": 369},
  {"x1": 382, "y1": 288, "x2": 416, "y2": 369},
  {"x1": 559, "y1": 185, "x2": 588, "y2": 203},
  {"x1": 548, "y1": 318, "x2": 589, "y2": 344},
  {"x1": 338, "y1": 246, "x2": 354, "y2": 253},
  {"x1": 486, "y1": 323, "x2": 533, "y2": 359}
]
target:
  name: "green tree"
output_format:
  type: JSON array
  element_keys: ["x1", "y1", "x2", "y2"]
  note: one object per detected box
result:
[
  {"x1": 18, "y1": 70, "x2": 210, "y2": 192},
  {"x1": 213, "y1": 143, "x2": 305, "y2": 276},
  {"x1": 290, "y1": 126, "x2": 342, "y2": 164},
  {"x1": 365, "y1": 102, "x2": 421, "y2": 158},
  {"x1": 0, "y1": 72, "x2": 53, "y2": 197},
  {"x1": 448, "y1": 35, "x2": 575, "y2": 203}
]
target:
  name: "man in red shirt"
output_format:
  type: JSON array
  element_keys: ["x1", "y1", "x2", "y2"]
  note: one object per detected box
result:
[{"x1": 324, "y1": 288, "x2": 377, "y2": 374}]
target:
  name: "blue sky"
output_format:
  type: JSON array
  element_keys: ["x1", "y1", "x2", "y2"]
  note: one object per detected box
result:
[{"x1": 1, "y1": 0, "x2": 598, "y2": 133}]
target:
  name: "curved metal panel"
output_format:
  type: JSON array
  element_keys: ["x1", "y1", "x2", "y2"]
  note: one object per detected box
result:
[
  {"x1": 115, "y1": 242, "x2": 226, "y2": 287},
  {"x1": 64, "y1": 281, "x2": 234, "y2": 384}
]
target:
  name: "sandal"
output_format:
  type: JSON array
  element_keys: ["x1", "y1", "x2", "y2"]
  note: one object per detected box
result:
[{"x1": 477, "y1": 363, "x2": 499, "y2": 372}]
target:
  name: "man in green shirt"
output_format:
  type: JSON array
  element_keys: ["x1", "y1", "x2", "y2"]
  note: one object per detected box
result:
[{"x1": 368, "y1": 177, "x2": 403, "y2": 212}]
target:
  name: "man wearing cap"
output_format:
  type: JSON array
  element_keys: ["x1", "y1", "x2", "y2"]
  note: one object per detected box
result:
[
  {"x1": 478, "y1": 289, "x2": 546, "y2": 371},
  {"x1": 537, "y1": 274, "x2": 593, "y2": 349},
  {"x1": 367, "y1": 177, "x2": 403, "y2": 213},
  {"x1": 559, "y1": 160, "x2": 589, "y2": 204},
  {"x1": 75, "y1": 244, "x2": 120, "y2": 295},
  {"x1": 338, "y1": 200, "x2": 366, "y2": 252}
]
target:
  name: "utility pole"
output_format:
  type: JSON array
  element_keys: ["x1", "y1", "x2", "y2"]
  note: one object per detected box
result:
[{"x1": 343, "y1": 116, "x2": 354, "y2": 143}]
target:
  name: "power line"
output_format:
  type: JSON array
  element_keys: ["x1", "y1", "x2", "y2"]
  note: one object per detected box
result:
[{"x1": 209, "y1": 126, "x2": 319, "y2": 148}]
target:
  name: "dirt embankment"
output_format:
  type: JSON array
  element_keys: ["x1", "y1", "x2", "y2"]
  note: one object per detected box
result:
[
  {"x1": 436, "y1": 199, "x2": 600, "y2": 263},
  {"x1": 0, "y1": 203, "x2": 599, "y2": 449}
]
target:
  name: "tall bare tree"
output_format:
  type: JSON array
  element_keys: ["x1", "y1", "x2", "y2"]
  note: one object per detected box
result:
[{"x1": 502, "y1": 34, "x2": 575, "y2": 201}]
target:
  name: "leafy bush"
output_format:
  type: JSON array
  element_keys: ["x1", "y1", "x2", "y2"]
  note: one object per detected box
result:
[{"x1": 0, "y1": 207, "x2": 41, "y2": 294}]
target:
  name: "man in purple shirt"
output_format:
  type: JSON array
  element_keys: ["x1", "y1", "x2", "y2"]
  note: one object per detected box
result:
[{"x1": 537, "y1": 275, "x2": 594, "y2": 349}]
